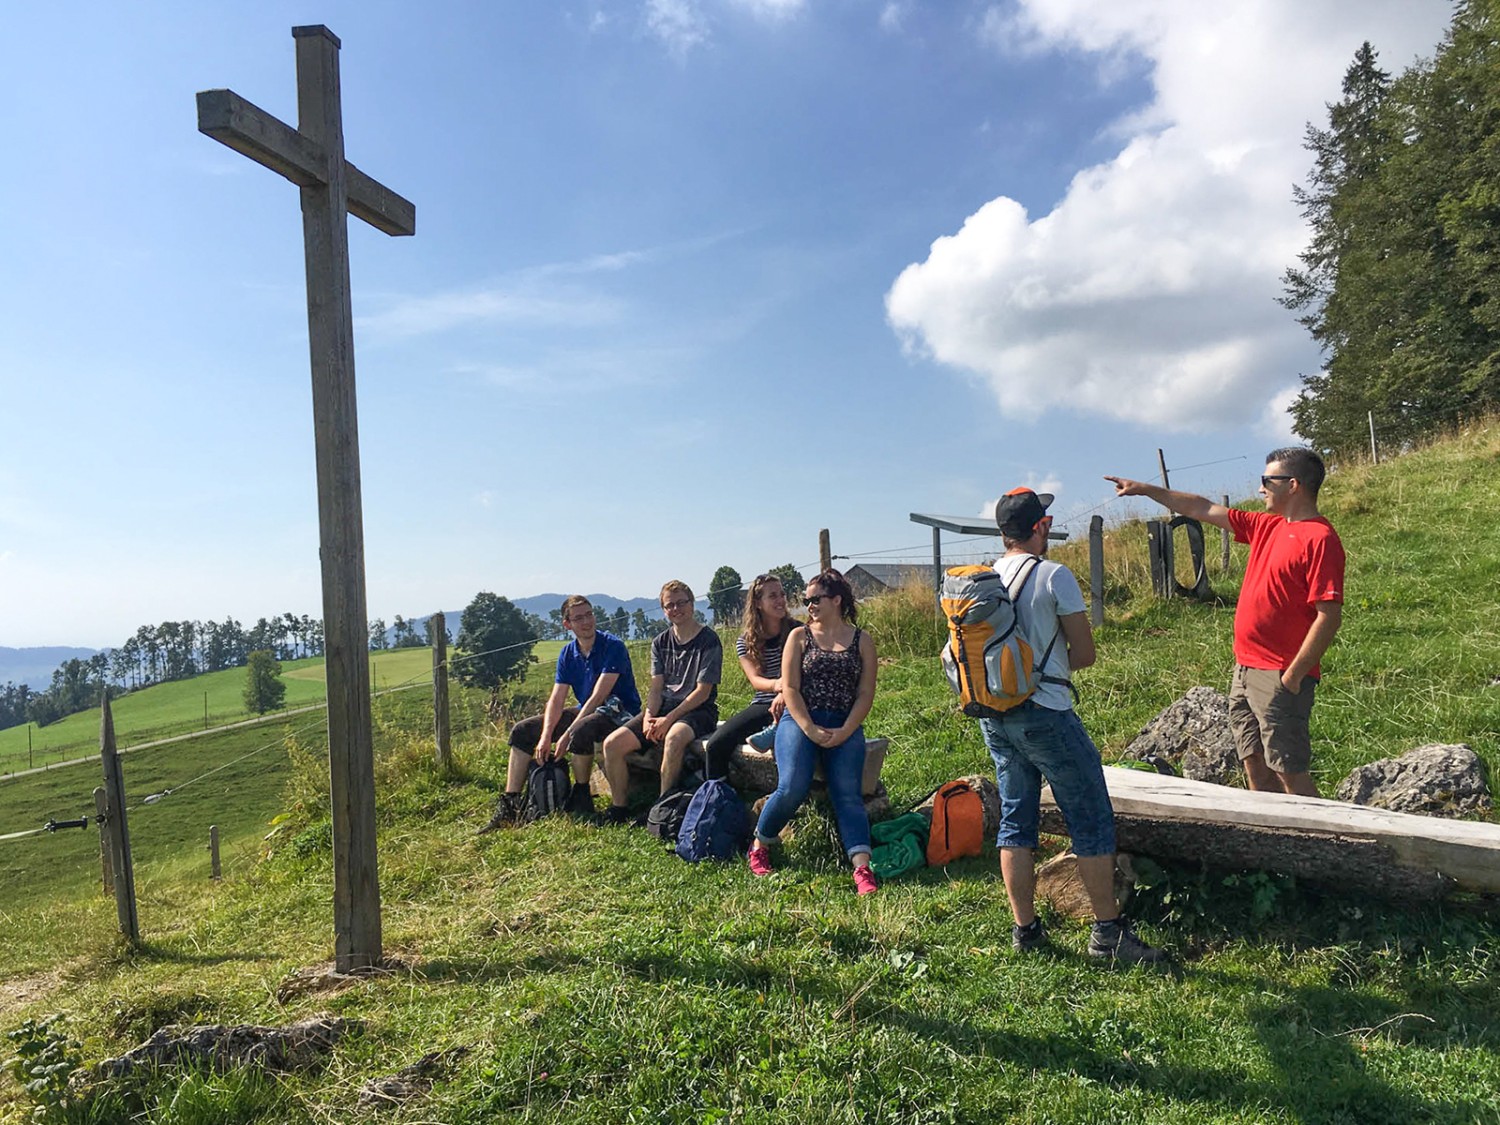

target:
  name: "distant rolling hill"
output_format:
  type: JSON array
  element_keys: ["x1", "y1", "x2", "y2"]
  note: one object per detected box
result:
[{"x1": 0, "y1": 646, "x2": 99, "y2": 690}]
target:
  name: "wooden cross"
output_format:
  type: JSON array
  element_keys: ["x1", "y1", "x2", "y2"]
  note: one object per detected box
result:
[{"x1": 197, "y1": 25, "x2": 415, "y2": 972}]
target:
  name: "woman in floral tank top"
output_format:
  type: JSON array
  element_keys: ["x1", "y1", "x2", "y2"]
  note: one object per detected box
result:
[{"x1": 748, "y1": 569, "x2": 880, "y2": 894}]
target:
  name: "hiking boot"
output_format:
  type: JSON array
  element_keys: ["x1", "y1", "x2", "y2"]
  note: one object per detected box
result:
[
  {"x1": 601, "y1": 805, "x2": 633, "y2": 827},
  {"x1": 477, "y1": 792, "x2": 522, "y2": 835},
  {"x1": 748, "y1": 843, "x2": 774, "y2": 876},
  {"x1": 1088, "y1": 917, "x2": 1167, "y2": 966},
  {"x1": 1012, "y1": 918, "x2": 1049, "y2": 953},
  {"x1": 565, "y1": 782, "x2": 596, "y2": 819},
  {"x1": 852, "y1": 865, "x2": 879, "y2": 896}
]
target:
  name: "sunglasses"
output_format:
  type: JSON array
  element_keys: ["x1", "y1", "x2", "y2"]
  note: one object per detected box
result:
[
  {"x1": 1260, "y1": 474, "x2": 1295, "y2": 488},
  {"x1": 804, "y1": 593, "x2": 836, "y2": 605}
]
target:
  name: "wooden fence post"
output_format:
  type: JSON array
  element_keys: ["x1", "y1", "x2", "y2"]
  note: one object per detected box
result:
[
  {"x1": 94, "y1": 787, "x2": 112, "y2": 896},
  {"x1": 1157, "y1": 448, "x2": 1171, "y2": 488},
  {"x1": 1089, "y1": 515, "x2": 1105, "y2": 627},
  {"x1": 818, "y1": 529, "x2": 831, "y2": 574},
  {"x1": 208, "y1": 825, "x2": 221, "y2": 880},
  {"x1": 1220, "y1": 494, "x2": 1231, "y2": 573},
  {"x1": 431, "y1": 611, "x2": 451, "y2": 772},
  {"x1": 99, "y1": 696, "x2": 139, "y2": 943}
]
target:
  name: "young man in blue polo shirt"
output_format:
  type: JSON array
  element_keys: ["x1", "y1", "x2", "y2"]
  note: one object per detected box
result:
[{"x1": 479, "y1": 595, "x2": 641, "y2": 831}]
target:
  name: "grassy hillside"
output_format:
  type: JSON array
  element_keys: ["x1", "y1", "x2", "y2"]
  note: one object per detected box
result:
[
  {"x1": 0, "y1": 648, "x2": 443, "y2": 775},
  {"x1": 1, "y1": 424, "x2": 1497, "y2": 1123}
]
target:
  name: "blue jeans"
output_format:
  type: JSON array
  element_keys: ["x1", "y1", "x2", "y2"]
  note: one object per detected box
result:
[
  {"x1": 979, "y1": 702, "x2": 1116, "y2": 857},
  {"x1": 754, "y1": 709, "x2": 871, "y2": 859}
]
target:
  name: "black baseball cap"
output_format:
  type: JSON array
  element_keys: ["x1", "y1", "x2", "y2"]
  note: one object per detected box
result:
[{"x1": 995, "y1": 488, "x2": 1054, "y2": 538}]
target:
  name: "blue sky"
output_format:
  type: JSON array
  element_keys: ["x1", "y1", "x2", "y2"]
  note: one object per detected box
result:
[{"x1": 1, "y1": 0, "x2": 1451, "y2": 648}]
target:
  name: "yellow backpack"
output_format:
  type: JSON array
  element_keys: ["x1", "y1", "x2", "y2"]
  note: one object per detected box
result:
[{"x1": 940, "y1": 559, "x2": 1063, "y2": 718}]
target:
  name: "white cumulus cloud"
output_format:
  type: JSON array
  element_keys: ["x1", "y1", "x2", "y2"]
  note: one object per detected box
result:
[{"x1": 887, "y1": 0, "x2": 1449, "y2": 431}]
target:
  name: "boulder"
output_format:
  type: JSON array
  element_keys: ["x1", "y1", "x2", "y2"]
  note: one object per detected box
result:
[
  {"x1": 1124, "y1": 686, "x2": 1240, "y2": 785},
  {"x1": 1335, "y1": 743, "x2": 1491, "y2": 818}
]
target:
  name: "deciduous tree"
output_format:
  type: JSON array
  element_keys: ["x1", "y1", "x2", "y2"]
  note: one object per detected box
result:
[{"x1": 243, "y1": 650, "x2": 286, "y2": 715}]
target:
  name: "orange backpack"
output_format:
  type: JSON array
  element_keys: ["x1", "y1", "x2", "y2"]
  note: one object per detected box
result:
[{"x1": 926, "y1": 780, "x2": 985, "y2": 866}]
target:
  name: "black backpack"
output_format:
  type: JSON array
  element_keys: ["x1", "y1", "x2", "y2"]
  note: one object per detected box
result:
[
  {"x1": 646, "y1": 789, "x2": 696, "y2": 842},
  {"x1": 522, "y1": 760, "x2": 570, "y2": 824},
  {"x1": 646, "y1": 763, "x2": 705, "y2": 843}
]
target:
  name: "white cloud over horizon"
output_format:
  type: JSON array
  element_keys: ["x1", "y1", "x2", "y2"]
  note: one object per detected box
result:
[{"x1": 887, "y1": 0, "x2": 1449, "y2": 433}]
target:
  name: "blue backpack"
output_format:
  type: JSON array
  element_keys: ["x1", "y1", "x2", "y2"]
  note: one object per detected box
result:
[{"x1": 675, "y1": 779, "x2": 749, "y2": 862}]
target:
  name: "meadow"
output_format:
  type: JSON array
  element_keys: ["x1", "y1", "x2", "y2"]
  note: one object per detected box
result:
[
  {"x1": 0, "y1": 647, "x2": 454, "y2": 776},
  {"x1": 1, "y1": 424, "x2": 1497, "y2": 1123}
]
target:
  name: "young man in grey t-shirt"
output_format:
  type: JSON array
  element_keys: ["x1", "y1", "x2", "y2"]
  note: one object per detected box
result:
[{"x1": 600, "y1": 579, "x2": 721, "y2": 824}]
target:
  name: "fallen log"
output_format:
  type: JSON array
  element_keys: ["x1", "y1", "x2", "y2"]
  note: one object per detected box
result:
[{"x1": 1038, "y1": 767, "x2": 1500, "y2": 903}]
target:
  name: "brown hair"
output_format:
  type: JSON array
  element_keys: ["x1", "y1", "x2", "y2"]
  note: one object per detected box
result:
[
  {"x1": 659, "y1": 579, "x2": 694, "y2": 606},
  {"x1": 559, "y1": 595, "x2": 593, "y2": 623},
  {"x1": 739, "y1": 573, "x2": 795, "y2": 672},
  {"x1": 807, "y1": 568, "x2": 857, "y2": 625}
]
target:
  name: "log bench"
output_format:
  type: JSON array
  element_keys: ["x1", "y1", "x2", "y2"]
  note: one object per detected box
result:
[{"x1": 588, "y1": 732, "x2": 890, "y2": 818}]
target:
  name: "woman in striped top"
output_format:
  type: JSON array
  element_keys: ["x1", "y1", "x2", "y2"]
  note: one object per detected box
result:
[{"x1": 703, "y1": 573, "x2": 796, "y2": 780}]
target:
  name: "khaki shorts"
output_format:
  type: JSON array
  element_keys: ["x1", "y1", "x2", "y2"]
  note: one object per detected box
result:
[{"x1": 1228, "y1": 664, "x2": 1316, "y2": 774}]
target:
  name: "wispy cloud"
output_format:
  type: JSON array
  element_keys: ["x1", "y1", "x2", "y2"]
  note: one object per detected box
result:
[{"x1": 645, "y1": 0, "x2": 711, "y2": 58}]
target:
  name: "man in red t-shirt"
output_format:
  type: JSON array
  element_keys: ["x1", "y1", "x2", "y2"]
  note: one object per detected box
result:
[{"x1": 1105, "y1": 448, "x2": 1344, "y2": 796}]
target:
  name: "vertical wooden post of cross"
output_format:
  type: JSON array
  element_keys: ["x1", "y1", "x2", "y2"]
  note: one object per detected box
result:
[
  {"x1": 197, "y1": 25, "x2": 415, "y2": 971},
  {"x1": 818, "y1": 529, "x2": 831, "y2": 574}
]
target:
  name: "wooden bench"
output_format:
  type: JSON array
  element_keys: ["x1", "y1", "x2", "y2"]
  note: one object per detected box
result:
[{"x1": 588, "y1": 730, "x2": 890, "y2": 817}]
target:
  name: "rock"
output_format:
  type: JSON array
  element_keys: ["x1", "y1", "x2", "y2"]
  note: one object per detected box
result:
[
  {"x1": 97, "y1": 1017, "x2": 354, "y2": 1078},
  {"x1": 357, "y1": 1047, "x2": 469, "y2": 1110},
  {"x1": 1335, "y1": 743, "x2": 1491, "y2": 818},
  {"x1": 1125, "y1": 687, "x2": 1240, "y2": 785},
  {"x1": 1035, "y1": 852, "x2": 1136, "y2": 921}
]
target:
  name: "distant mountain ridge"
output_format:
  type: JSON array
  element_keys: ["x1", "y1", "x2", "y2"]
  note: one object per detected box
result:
[
  {"x1": 0, "y1": 646, "x2": 99, "y2": 690},
  {"x1": 395, "y1": 594, "x2": 704, "y2": 646}
]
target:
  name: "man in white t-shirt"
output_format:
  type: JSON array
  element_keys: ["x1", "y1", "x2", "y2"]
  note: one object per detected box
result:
[{"x1": 982, "y1": 488, "x2": 1166, "y2": 965}]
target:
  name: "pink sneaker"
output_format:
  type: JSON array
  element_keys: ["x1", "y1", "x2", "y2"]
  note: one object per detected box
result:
[
  {"x1": 853, "y1": 865, "x2": 879, "y2": 896},
  {"x1": 748, "y1": 843, "x2": 773, "y2": 876}
]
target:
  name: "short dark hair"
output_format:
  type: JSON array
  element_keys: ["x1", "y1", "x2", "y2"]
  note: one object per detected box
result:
[{"x1": 1267, "y1": 446, "x2": 1326, "y2": 496}]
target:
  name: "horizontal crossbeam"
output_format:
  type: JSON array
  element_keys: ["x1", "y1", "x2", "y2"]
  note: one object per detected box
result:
[{"x1": 196, "y1": 89, "x2": 415, "y2": 237}]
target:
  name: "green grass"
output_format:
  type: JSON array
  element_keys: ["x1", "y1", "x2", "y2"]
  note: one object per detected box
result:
[
  {"x1": 2, "y1": 425, "x2": 1499, "y2": 1123},
  {"x1": 0, "y1": 648, "x2": 440, "y2": 775}
]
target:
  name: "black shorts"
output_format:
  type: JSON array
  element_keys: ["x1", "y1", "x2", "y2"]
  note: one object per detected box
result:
[
  {"x1": 509, "y1": 708, "x2": 621, "y2": 757},
  {"x1": 621, "y1": 703, "x2": 718, "y2": 748}
]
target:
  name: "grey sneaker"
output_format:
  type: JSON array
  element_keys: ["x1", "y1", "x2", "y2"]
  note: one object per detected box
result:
[
  {"x1": 1088, "y1": 917, "x2": 1167, "y2": 965},
  {"x1": 477, "y1": 792, "x2": 523, "y2": 835},
  {"x1": 1012, "y1": 918, "x2": 1049, "y2": 953}
]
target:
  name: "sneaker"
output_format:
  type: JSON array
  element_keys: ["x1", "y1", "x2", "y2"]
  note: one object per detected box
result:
[
  {"x1": 852, "y1": 865, "x2": 879, "y2": 896},
  {"x1": 1088, "y1": 917, "x2": 1167, "y2": 965},
  {"x1": 748, "y1": 843, "x2": 774, "y2": 876},
  {"x1": 1012, "y1": 918, "x2": 1049, "y2": 953},
  {"x1": 565, "y1": 782, "x2": 596, "y2": 819},
  {"x1": 601, "y1": 805, "x2": 632, "y2": 827},
  {"x1": 477, "y1": 792, "x2": 522, "y2": 835},
  {"x1": 747, "y1": 725, "x2": 777, "y2": 751}
]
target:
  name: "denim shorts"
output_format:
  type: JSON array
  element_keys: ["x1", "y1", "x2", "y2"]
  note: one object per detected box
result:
[{"x1": 978, "y1": 702, "x2": 1116, "y2": 857}]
